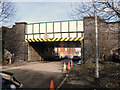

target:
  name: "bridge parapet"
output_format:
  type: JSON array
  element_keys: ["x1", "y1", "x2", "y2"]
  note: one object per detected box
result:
[{"x1": 25, "y1": 20, "x2": 84, "y2": 42}]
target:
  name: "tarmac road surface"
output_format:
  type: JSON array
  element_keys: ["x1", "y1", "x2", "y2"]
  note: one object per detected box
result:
[{"x1": 2, "y1": 61, "x2": 65, "y2": 88}]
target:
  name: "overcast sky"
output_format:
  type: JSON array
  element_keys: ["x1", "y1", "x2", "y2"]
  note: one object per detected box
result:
[{"x1": 16, "y1": 2, "x2": 76, "y2": 23}]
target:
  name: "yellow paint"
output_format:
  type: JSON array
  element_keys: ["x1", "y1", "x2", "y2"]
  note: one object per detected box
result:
[
  {"x1": 69, "y1": 37, "x2": 74, "y2": 41},
  {"x1": 38, "y1": 38, "x2": 43, "y2": 42},
  {"x1": 52, "y1": 38, "x2": 56, "y2": 41},
  {"x1": 79, "y1": 37, "x2": 84, "y2": 41},
  {"x1": 35, "y1": 39, "x2": 39, "y2": 42},
  {"x1": 28, "y1": 39, "x2": 32, "y2": 42},
  {"x1": 25, "y1": 39, "x2": 28, "y2": 42},
  {"x1": 64, "y1": 37, "x2": 70, "y2": 41},
  {"x1": 48, "y1": 38, "x2": 51, "y2": 42},
  {"x1": 31, "y1": 39, "x2": 35, "y2": 42},
  {"x1": 25, "y1": 37, "x2": 84, "y2": 43},
  {"x1": 74, "y1": 37, "x2": 79, "y2": 41},
  {"x1": 56, "y1": 38, "x2": 61, "y2": 41},
  {"x1": 60, "y1": 37, "x2": 66, "y2": 41}
]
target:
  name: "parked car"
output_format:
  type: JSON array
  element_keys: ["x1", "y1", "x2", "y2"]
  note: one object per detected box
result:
[
  {"x1": 61, "y1": 55, "x2": 72, "y2": 64},
  {"x1": 112, "y1": 53, "x2": 120, "y2": 62},
  {"x1": 55, "y1": 56, "x2": 61, "y2": 61},
  {"x1": 0, "y1": 71, "x2": 23, "y2": 89},
  {"x1": 72, "y1": 56, "x2": 81, "y2": 61},
  {"x1": 63, "y1": 55, "x2": 71, "y2": 59}
]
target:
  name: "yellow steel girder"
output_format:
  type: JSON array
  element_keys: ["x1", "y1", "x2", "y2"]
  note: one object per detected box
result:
[{"x1": 25, "y1": 37, "x2": 84, "y2": 42}]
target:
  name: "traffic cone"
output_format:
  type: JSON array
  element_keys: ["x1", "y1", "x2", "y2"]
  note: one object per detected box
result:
[
  {"x1": 71, "y1": 60, "x2": 73, "y2": 67},
  {"x1": 50, "y1": 80, "x2": 54, "y2": 90},
  {"x1": 63, "y1": 62, "x2": 66, "y2": 72},
  {"x1": 67, "y1": 62, "x2": 71, "y2": 70},
  {"x1": 9, "y1": 58, "x2": 12, "y2": 64}
]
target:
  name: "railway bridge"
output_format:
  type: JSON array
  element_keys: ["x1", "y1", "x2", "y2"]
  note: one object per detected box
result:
[
  {"x1": 3, "y1": 17, "x2": 119, "y2": 63},
  {"x1": 24, "y1": 20, "x2": 84, "y2": 62}
]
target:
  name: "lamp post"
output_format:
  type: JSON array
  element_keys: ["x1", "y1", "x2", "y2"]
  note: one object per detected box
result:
[{"x1": 94, "y1": 0, "x2": 99, "y2": 87}]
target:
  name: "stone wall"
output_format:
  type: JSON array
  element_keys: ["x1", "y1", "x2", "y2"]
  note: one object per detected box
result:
[
  {"x1": 3, "y1": 22, "x2": 28, "y2": 61},
  {"x1": 28, "y1": 43, "x2": 42, "y2": 61},
  {"x1": 98, "y1": 21, "x2": 119, "y2": 60},
  {"x1": 83, "y1": 17, "x2": 119, "y2": 63},
  {"x1": 83, "y1": 17, "x2": 96, "y2": 63}
]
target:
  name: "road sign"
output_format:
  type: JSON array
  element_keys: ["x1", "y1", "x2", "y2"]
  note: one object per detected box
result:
[{"x1": 44, "y1": 33, "x2": 49, "y2": 39}]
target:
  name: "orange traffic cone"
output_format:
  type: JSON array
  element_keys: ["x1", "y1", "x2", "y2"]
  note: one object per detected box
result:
[
  {"x1": 67, "y1": 62, "x2": 71, "y2": 70},
  {"x1": 63, "y1": 62, "x2": 66, "y2": 72},
  {"x1": 50, "y1": 80, "x2": 54, "y2": 90},
  {"x1": 9, "y1": 58, "x2": 12, "y2": 64},
  {"x1": 71, "y1": 60, "x2": 73, "y2": 67}
]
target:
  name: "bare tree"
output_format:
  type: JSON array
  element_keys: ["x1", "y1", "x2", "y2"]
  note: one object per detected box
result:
[
  {"x1": 0, "y1": 0, "x2": 16, "y2": 27},
  {"x1": 71, "y1": 0, "x2": 120, "y2": 61},
  {"x1": 71, "y1": 0, "x2": 120, "y2": 21},
  {"x1": 0, "y1": 0, "x2": 17, "y2": 64}
]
